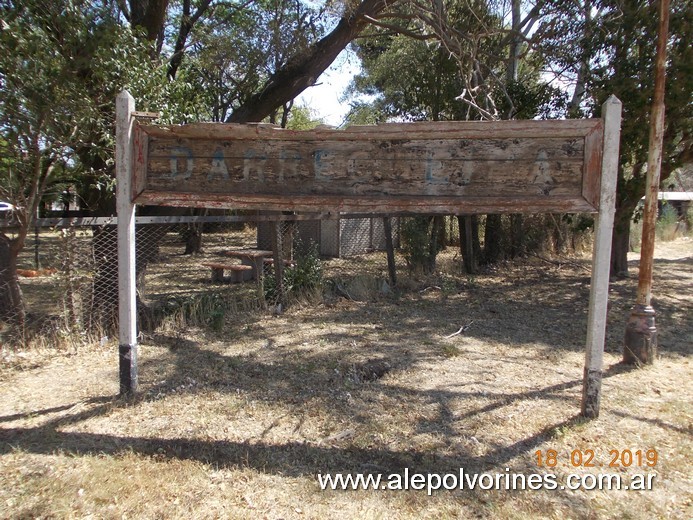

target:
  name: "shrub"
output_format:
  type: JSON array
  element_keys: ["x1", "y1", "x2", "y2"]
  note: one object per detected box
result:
[
  {"x1": 656, "y1": 203, "x2": 680, "y2": 241},
  {"x1": 264, "y1": 241, "x2": 323, "y2": 303},
  {"x1": 400, "y1": 216, "x2": 440, "y2": 274}
]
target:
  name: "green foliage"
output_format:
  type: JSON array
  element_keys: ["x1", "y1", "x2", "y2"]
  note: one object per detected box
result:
[
  {"x1": 400, "y1": 217, "x2": 439, "y2": 274},
  {"x1": 161, "y1": 291, "x2": 246, "y2": 332},
  {"x1": 178, "y1": 0, "x2": 323, "y2": 122},
  {"x1": 537, "y1": 0, "x2": 692, "y2": 213},
  {"x1": 496, "y1": 80, "x2": 569, "y2": 121},
  {"x1": 348, "y1": 34, "x2": 468, "y2": 122},
  {"x1": 562, "y1": 214, "x2": 594, "y2": 234},
  {"x1": 348, "y1": 1, "x2": 569, "y2": 124},
  {"x1": 342, "y1": 101, "x2": 385, "y2": 127},
  {"x1": 264, "y1": 242, "x2": 323, "y2": 302},
  {"x1": 0, "y1": 0, "x2": 169, "y2": 208},
  {"x1": 285, "y1": 105, "x2": 324, "y2": 130},
  {"x1": 656, "y1": 203, "x2": 681, "y2": 242}
]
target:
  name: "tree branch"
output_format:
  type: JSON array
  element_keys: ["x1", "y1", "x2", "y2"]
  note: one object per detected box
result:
[
  {"x1": 227, "y1": 0, "x2": 397, "y2": 123},
  {"x1": 362, "y1": 15, "x2": 435, "y2": 40},
  {"x1": 116, "y1": 0, "x2": 131, "y2": 21}
]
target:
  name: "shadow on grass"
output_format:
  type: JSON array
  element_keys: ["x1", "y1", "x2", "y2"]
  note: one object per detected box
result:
[
  {"x1": 3, "y1": 250, "x2": 688, "y2": 517},
  {"x1": 0, "y1": 327, "x2": 653, "y2": 520},
  {"x1": 0, "y1": 412, "x2": 586, "y2": 477},
  {"x1": 609, "y1": 409, "x2": 693, "y2": 436},
  {"x1": 0, "y1": 349, "x2": 636, "y2": 476},
  {"x1": 0, "y1": 396, "x2": 113, "y2": 424}
]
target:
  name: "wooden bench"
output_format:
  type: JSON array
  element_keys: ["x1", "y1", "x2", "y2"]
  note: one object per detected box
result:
[{"x1": 202, "y1": 263, "x2": 252, "y2": 283}]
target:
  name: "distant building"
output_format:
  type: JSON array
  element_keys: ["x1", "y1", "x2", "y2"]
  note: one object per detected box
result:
[
  {"x1": 642, "y1": 192, "x2": 693, "y2": 221},
  {"x1": 258, "y1": 215, "x2": 400, "y2": 258}
]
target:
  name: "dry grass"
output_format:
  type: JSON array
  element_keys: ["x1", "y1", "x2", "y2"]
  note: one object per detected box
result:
[{"x1": 1, "y1": 237, "x2": 691, "y2": 519}]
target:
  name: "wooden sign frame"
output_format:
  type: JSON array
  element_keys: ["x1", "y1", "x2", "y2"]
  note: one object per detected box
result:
[
  {"x1": 116, "y1": 91, "x2": 622, "y2": 419},
  {"x1": 131, "y1": 119, "x2": 604, "y2": 215}
]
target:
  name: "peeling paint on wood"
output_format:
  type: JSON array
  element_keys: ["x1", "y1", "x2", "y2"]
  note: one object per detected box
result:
[
  {"x1": 581, "y1": 367, "x2": 602, "y2": 418},
  {"x1": 132, "y1": 120, "x2": 603, "y2": 214}
]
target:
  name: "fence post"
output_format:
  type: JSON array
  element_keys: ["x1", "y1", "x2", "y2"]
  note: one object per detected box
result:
[
  {"x1": 383, "y1": 217, "x2": 397, "y2": 287},
  {"x1": 271, "y1": 220, "x2": 285, "y2": 309},
  {"x1": 581, "y1": 95, "x2": 622, "y2": 418},
  {"x1": 116, "y1": 90, "x2": 138, "y2": 396}
]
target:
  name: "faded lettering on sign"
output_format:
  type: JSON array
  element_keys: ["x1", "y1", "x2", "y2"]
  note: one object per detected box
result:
[
  {"x1": 169, "y1": 146, "x2": 193, "y2": 180},
  {"x1": 137, "y1": 119, "x2": 603, "y2": 213},
  {"x1": 144, "y1": 130, "x2": 595, "y2": 208}
]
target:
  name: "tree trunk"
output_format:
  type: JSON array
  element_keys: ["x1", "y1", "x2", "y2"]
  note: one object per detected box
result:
[
  {"x1": 271, "y1": 221, "x2": 285, "y2": 306},
  {"x1": 509, "y1": 214, "x2": 524, "y2": 258},
  {"x1": 166, "y1": 0, "x2": 213, "y2": 79},
  {"x1": 60, "y1": 227, "x2": 81, "y2": 332},
  {"x1": 128, "y1": 0, "x2": 170, "y2": 48},
  {"x1": 89, "y1": 225, "x2": 120, "y2": 330},
  {"x1": 183, "y1": 224, "x2": 203, "y2": 255},
  {"x1": 0, "y1": 233, "x2": 26, "y2": 327},
  {"x1": 567, "y1": 0, "x2": 592, "y2": 117},
  {"x1": 89, "y1": 221, "x2": 169, "y2": 331},
  {"x1": 227, "y1": 0, "x2": 392, "y2": 123},
  {"x1": 610, "y1": 206, "x2": 632, "y2": 278},
  {"x1": 425, "y1": 216, "x2": 444, "y2": 274},
  {"x1": 483, "y1": 214, "x2": 504, "y2": 264},
  {"x1": 458, "y1": 215, "x2": 479, "y2": 274},
  {"x1": 282, "y1": 216, "x2": 296, "y2": 261},
  {"x1": 383, "y1": 217, "x2": 397, "y2": 287}
]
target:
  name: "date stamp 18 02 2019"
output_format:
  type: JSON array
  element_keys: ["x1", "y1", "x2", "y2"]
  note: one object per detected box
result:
[{"x1": 535, "y1": 448, "x2": 658, "y2": 468}]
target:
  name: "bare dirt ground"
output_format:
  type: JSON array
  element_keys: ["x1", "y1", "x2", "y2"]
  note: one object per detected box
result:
[{"x1": 1, "y1": 237, "x2": 691, "y2": 519}]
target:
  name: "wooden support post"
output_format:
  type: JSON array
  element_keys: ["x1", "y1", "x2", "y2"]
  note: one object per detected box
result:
[
  {"x1": 210, "y1": 266, "x2": 224, "y2": 283},
  {"x1": 116, "y1": 91, "x2": 138, "y2": 396},
  {"x1": 581, "y1": 95, "x2": 622, "y2": 418},
  {"x1": 272, "y1": 220, "x2": 285, "y2": 308},
  {"x1": 383, "y1": 217, "x2": 397, "y2": 287}
]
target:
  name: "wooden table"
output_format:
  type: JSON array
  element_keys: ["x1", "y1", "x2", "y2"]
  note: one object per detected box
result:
[
  {"x1": 222, "y1": 249, "x2": 273, "y2": 280},
  {"x1": 202, "y1": 263, "x2": 252, "y2": 283}
]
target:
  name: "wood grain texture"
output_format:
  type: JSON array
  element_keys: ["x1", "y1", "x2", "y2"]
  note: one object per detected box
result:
[
  {"x1": 582, "y1": 123, "x2": 604, "y2": 210},
  {"x1": 135, "y1": 120, "x2": 604, "y2": 214},
  {"x1": 132, "y1": 122, "x2": 148, "y2": 200},
  {"x1": 116, "y1": 90, "x2": 139, "y2": 396},
  {"x1": 135, "y1": 191, "x2": 597, "y2": 215},
  {"x1": 582, "y1": 95, "x2": 622, "y2": 418}
]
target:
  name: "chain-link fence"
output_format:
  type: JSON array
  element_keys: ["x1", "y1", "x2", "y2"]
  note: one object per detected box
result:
[
  {"x1": 0, "y1": 214, "x2": 405, "y2": 348},
  {"x1": 1, "y1": 211, "x2": 600, "y2": 348}
]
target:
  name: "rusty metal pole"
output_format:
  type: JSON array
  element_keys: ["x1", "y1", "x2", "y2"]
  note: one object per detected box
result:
[{"x1": 623, "y1": 0, "x2": 670, "y2": 365}]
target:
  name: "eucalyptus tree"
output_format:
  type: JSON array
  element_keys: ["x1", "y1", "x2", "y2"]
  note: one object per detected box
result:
[
  {"x1": 347, "y1": 0, "x2": 567, "y2": 271},
  {"x1": 535, "y1": 0, "x2": 692, "y2": 276},
  {"x1": 347, "y1": 28, "x2": 474, "y2": 273},
  {"x1": 0, "y1": 0, "x2": 168, "y2": 325},
  {"x1": 354, "y1": 0, "x2": 691, "y2": 275},
  {"x1": 1, "y1": 0, "x2": 408, "y2": 327},
  {"x1": 114, "y1": 0, "x2": 401, "y2": 123},
  {"x1": 178, "y1": 0, "x2": 325, "y2": 124}
]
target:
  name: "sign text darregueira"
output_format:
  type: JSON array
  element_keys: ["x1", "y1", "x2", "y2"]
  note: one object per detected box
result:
[{"x1": 132, "y1": 120, "x2": 603, "y2": 215}]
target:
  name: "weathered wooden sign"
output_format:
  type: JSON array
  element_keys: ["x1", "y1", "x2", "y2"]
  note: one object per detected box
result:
[
  {"x1": 118, "y1": 92, "x2": 623, "y2": 419},
  {"x1": 132, "y1": 119, "x2": 604, "y2": 214}
]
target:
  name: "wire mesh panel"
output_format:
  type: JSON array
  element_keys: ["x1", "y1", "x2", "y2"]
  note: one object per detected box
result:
[{"x1": 0, "y1": 213, "x2": 406, "y2": 348}]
